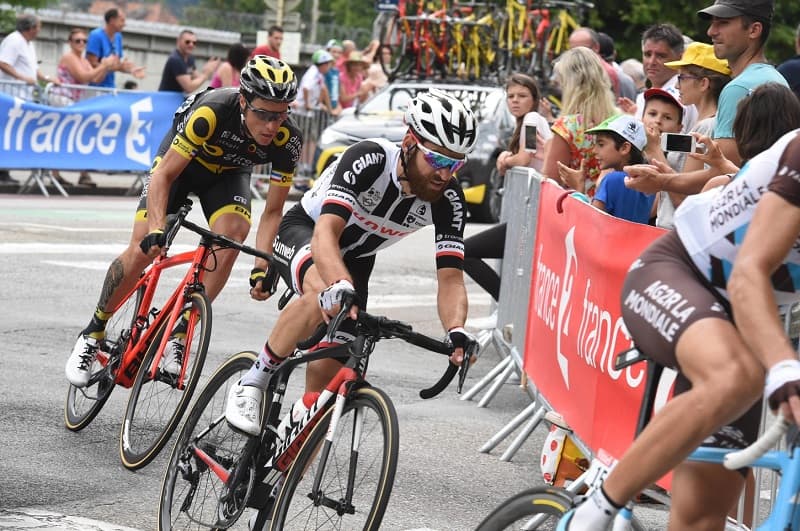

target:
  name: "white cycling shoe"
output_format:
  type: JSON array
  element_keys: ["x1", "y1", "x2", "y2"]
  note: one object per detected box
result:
[
  {"x1": 225, "y1": 381, "x2": 263, "y2": 436},
  {"x1": 160, "y1": 336, "x2": 186, "y2": 377},
  {"x1": 66, "y1": 334, "x2": 100, "y2": 388}
]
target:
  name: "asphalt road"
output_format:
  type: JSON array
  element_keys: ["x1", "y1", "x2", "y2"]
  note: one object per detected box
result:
[{"x1": 0, "y1": 194, "x2": 555, "y2": 530}]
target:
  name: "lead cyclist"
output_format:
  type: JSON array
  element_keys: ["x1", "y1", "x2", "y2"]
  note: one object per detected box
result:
[{"x1": 225, "y1": 88, "x2": 480, "y2": 437}]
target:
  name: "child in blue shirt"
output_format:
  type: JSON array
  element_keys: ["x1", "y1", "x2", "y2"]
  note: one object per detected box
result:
[{"x1": 585, "y1": 114, "x2": 654, "y2": 224}]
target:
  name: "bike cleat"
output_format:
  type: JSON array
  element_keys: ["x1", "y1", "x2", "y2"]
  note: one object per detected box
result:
[{"x1": 66, "y1": 334, "x2": 100, "y2": 387}]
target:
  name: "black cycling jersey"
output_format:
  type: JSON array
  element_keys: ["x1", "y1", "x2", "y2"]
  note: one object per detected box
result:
[
  {"x1": 163, "y1": 87, "x2": 302, "y2": 185},
  {"x1": 299, "y1": 138, "x2": 467, "y2": 269},
  {"x1": 137, "y1": 88, "x2": 303, "y2": 223}
]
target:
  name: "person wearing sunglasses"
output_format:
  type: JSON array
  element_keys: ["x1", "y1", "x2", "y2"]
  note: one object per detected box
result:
[
  {"x1": 225, "y1": 88, "x2": 480, "y2": 437},
  {"x1": 49, "y1": 28, "x2": 120, "y2": 187},
  {"x1": 158, "y1": 29, "x2": 221, "y2": 94},
  {"x1": 67, "y1": 56, "x2": 302, "y2": 388}
]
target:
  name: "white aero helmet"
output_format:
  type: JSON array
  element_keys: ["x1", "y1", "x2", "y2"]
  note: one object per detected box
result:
[{"x1": 405, "y1": 88, "x2": 478, "y2": 155}]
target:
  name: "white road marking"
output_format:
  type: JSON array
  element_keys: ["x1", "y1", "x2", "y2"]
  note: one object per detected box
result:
[{"x1": 8, "y1": 222, "x2": 130, "y2": 232}]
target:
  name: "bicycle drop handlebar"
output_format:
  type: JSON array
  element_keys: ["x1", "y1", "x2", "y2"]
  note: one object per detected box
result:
[
  {"x1": 296, "y1": 295, "x2": 471, "y2": 400},
  {"x1": 723, "y1": 412, "x2": 790, "y2": 470}
]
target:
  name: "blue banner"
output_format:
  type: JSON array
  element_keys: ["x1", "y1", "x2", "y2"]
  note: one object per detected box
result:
[{"x1": 0, "y1": 91, "x2": 184, "y2": 171}]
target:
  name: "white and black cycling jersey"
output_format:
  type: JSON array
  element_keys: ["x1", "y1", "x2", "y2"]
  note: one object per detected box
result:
[
  {"x1": 299, "y1": 138, "x2": 467, "y2": 269},
  {"x1": 674, "y1": 128, "x2": 800, "y2": 304}
]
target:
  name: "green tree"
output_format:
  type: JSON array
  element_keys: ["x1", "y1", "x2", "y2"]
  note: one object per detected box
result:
[
  {"x1": 592, "y1": 0, "x2": 799, "y2": 65},
  {"x1": 1, "y1": 0, "x2": 51, "y2": 34}
]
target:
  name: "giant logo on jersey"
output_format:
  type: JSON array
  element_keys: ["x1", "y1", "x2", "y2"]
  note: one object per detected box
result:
[
  {"x1": 352, "y1": 152, "x2": 385, "y2": 175},
  {"x1": 443, "y1": 188, "x2": 464, "y2": 232}
]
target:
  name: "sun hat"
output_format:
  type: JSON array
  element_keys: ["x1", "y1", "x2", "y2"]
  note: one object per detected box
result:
[
  {"x1": 698, "y1": 0, "x2": 774, "y2": 23},
  {"x1": 345, "y1": 51, "x2": 370, "y2": 66},
  {"x1": 586, "y1": 114, "x2": 647, "y2": 152},
  {"x1": 664, "y1": 42, "x2": 731, "y2": 76},
  {"x1": 311, "y1": 49, "x2": 334, "y2": 65}
]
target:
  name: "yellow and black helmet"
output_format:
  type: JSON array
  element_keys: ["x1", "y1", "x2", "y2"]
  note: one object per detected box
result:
[{"x1": 240, "y1": 55, "x2": 297, "y2": 103}]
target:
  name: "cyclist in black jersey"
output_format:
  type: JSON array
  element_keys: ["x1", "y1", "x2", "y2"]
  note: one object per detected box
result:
[
  {"x1": 66, "y1": 56, "x2": 302, "y2": 388},
  {"x1": 226, "y1": 89, "x2": 480, "y2": 436}
]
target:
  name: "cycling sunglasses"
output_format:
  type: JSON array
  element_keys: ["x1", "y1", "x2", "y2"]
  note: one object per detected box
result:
[
  {"x1": 244, "y1": 99, "x2": 290, "y2": 123},
  {"x1": 413, "y1": 136, "x2": 467, "y2": 173}
]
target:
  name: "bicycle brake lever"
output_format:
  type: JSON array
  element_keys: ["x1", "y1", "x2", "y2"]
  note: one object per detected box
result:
[{"x1": 456, "y1": 342, "x2": 478, "y2": 393}]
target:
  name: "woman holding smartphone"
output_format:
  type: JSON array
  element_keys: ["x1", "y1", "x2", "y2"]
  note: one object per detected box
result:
[{"x1": 464, "y1": 74, "x2": 550, "y2": 319}]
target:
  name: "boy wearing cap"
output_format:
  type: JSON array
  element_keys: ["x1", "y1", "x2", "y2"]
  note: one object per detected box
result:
[
  {"x1": 585, "y1": 114, "x2": 654, "y2": 224},
  {"x1": 642, "y1": 87, "x2": 694, "y2": 228},
  {"x1": 324, "y1": 39, "x2": 343, "y2": 116},
  {"x1": 294, "y1": 49, "x2": 334, "y2": 116}
]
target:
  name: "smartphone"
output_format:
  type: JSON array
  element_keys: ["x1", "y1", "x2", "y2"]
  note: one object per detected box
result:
[
  {"x1": 660, "y1": 133, "x2": 696, "y2": 153},
  {"x1": 523, "y1": 123, "x2": 537, "y2": 153}
]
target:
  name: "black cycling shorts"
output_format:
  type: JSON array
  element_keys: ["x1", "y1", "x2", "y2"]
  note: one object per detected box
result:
[
  {"x1": 136, "y1": 164, "x2": 252, "y2": 226},
  {"x1": 272, "y1": 203, "x2": 375, "y2": 306},
  {"x1": 621, "y1": 230, "x2": 761, "y2": 451}
]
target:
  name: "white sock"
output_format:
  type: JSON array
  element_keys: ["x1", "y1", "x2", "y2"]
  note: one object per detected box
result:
[
  {"x1": 240, "y1": 343, "x2": 284, "y2": 388},
  {"x1": 567, "y1": 486, "x2": 621, "y2": 530}
]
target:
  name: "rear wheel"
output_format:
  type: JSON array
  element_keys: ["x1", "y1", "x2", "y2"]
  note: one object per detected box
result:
[
  {"x1": 269, "y1": 386, "x2": 399, "y2": 531},
  {"x1": 120, "y1": 290, "x2": 211, "y2": 470},
  {"x1": 158, "y1": 351, "x2": 263, "y2": 530},
  {"x1": 475, "y1": 487, "x2": 574, "y2": 530},
  {"x1": 64, "y1": 285, "x2": 144, "y2": 431}
]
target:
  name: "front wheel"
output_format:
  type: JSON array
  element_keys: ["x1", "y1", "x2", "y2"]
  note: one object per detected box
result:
[
  {"x1": 158, "y1": 350, "x2": 263, "y2": 530},
  {"x1": 269, "y1": 386, "x2": 399, "y2": 531},
  {"x1": 121, "y1": 290, "x2": 211, "y2": 470},
  {"x1": 475, "y1": 486, "x2": 575, "y2": 531}
]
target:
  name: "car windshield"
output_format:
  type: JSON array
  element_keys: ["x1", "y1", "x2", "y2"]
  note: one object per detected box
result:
[{"x1": 359, "y1": 85, "x2": 502, "y2": 122}]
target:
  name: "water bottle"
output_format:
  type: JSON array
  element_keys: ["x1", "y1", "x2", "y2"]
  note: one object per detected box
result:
[{"x1": 276, "y1": 391, "x2": 320, "y2": 442}]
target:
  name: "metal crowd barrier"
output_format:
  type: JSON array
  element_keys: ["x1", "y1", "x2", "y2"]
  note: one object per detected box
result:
[
  {"x1": 228, "y1": 109, "x2": 333, "y2": 201},
  {"x1": 0, "y1": 79, "x2": 146, "y2": 197},
  {"x1": 461, "y1": 167, "x2": 549, "y2": 462},
  {"x1": 291, "y1": 107, "x2": 332, "y2": 189}
]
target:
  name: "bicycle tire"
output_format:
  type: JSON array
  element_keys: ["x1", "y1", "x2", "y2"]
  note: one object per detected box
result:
[
  {"x1": 475, "y1": 486, "x2": 575, "y2": 531},
  {"x1": 121, "y1": 290, "x2": 212, "y2": 470},
  {"x1": 268, "y1": 386, "x2": 399, "y2": 531},
  {"x1": 158, "y1": 350, "x2": 263, "y2": 531},
  {"x1": 379, "y1": 14, "x2": 415, "y2": 80},
  {"x1": 64, "y1": 285, "x2": 144, "y2": 431}
]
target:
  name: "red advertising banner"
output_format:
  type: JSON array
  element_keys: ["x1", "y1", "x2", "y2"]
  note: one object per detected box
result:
[{"x1": 524, "y1": 181, "x2": 669, "y2": 475}]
